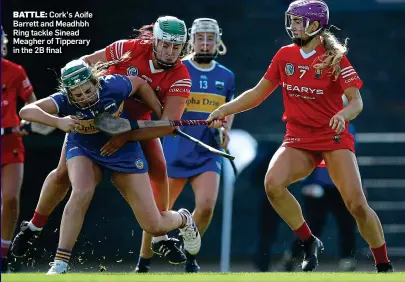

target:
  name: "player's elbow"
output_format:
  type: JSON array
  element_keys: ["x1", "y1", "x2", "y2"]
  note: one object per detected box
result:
[{"x1": 19, "y1": 106, "x2": 30, "y2": 120}]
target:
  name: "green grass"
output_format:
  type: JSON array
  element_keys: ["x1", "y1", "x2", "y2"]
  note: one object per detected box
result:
[{"x1": 2, "y1": 272, "x2": 404, "y2": 282}]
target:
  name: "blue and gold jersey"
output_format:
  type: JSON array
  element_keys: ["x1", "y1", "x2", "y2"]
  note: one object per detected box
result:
[
  {"x1": 51, "y1": 75, "x2": 147, "y2": 173},
  {"x1": 163, "y1": 59, "x2": 235, "y2": 178}
]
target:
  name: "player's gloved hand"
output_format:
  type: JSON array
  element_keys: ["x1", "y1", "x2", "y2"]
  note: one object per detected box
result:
[
  {"x1": 100, "y1": 133, "x2": 129, "y2": 156},
  {"x1": 56, "y1": 116, "x2": 81, "y2": 133},
  {"x1": 207, "y1": 109, "x2": 226, "y2": 128},
  {"x1": 15, "y1": 120, "x2": 30, "y2": 136},
  {"x1": 219, "y1": 128, "x2": 230, "y2": 148},
  {"x1": 329, "y1": 113, "x2": 345, "y2": 134}
]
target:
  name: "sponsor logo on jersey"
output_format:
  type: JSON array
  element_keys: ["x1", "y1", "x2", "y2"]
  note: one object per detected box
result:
[
  {"x1": 215, "y1": 81, "x2": 224, "y2": 90},
  {"x1": 127, "y1": 66, "x2": 138, "y2": 77},
  {"x1": 141, "y1": 75, "x2": 152, "y2": 83},
  {"x1": 298, "y1": 65, "x2": 310, "y2": 70},
  {"x1": 344, "y1": 76, "x2": 359, "y2": 84},
  {"x1": 285, "y1": 63, "x2": 295, "y2": 76},
  {"x1": 185, "y1": 92, "x2": 226, "y2": 113},
  {"x1": 282, "y1": 82, "x2": 323, "y2": 95},
  {"x1": 135, "y1": 158, "x2": 144, "y2": 169},
  {"x1": 285, "y1": 137, "x2": 301, "y2": 143},
  {"x1": 74, "y1": 102, "x2": 124, "y2": 134}
]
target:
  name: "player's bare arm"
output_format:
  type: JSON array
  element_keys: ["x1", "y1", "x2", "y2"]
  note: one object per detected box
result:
[
  {"x1": 340, "y1": 87, "x2": 363, "y2": 121},
  {"x1": 19, "y1": 98, "x2": 80, "y2": 133},
  {"x1": 207, "y1": 78, "x2": 277, "y2": 126},
  {"x1": 330, "y1": 87, "x2": 363, "y2": 134},
  {"x1": 100, "y1": 96, "x2": 187, "y2": 156},
  {"x1": 80, "y1": 49, "x2": 107, "y2": 65},
  {"x1": 125, "y1": 96, "x2": 186, "y2": 141},
  {"x1": 24, "y1": 92, "x2": 37, "y2": 105},
  {"x1": 127, "y1": 76, "x2": 163, "y2": 119}
]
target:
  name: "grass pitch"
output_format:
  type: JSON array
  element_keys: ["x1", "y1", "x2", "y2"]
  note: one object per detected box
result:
[{"x1": 2, "y1": 272, "x2": 404, "y2": 282}]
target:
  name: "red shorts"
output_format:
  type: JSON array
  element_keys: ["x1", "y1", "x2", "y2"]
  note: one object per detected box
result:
[
  {"x1": 1, "y1": 134, "x2": 25, "y2": 166},
  {"x1": 282, "y1": 131, "x2": 355, "y2": 167}
]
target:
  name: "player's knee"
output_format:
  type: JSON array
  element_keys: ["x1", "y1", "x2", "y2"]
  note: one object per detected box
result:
[
  {"x1": 2, "y1": 192, "x2": 19, "y2": 210},
  {"x1": 68, "y1": 189, "x2": 94, "y2": 210},
  {"x1": 264, "y1": 174, "x2": 286, "y2": 199},
  {"x1": 54, "y1": 166, "x2": 70, "y2": 186},
  {"x1": 195, "y1": 200, "x2": 216, "y2": 220},
  {"x1": 345, "y1": 199, "x2": 369, "y2": 220},
  {"x1": 141, "y1": 219, "x2": 164, "y2": 235}
]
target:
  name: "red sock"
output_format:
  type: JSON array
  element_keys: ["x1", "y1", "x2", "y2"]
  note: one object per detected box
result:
[
  {"x1": 294, "y1": 222, "x2": 312, "y2": 241},
  {"x1": 1, "y1": 247, "x2": 8, "y2": 258},
  {"x1": 31, "y1": 211, "x2": 48, "y2": 228},
  {"x1": 153, "y1": 234, "x2": 167, "y2": 238},
  {"x1": 371, "y1": 243, "x2": 389, "y2": 264}
]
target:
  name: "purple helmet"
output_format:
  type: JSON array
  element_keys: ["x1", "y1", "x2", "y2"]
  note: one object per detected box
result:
[{"x1": 285, "y1": 0, "x2": 329, "y2": 39}]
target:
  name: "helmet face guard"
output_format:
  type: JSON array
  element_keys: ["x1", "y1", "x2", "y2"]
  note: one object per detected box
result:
[
  {"x1": 153, "y1": 16, "x2": 187, "y2": 69},
  {"x1": 285, "y1": 0, "x2": 329, "y2": 43},
  {"x1": 61, "y1": 59, "x2": 100, "y2": 109},
  {"x1": 188, "y1": 18, "x2": 227, "y2": 64}
]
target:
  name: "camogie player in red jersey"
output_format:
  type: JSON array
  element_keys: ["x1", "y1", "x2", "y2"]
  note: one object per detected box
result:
[
  {"x1": 207, "y1": 0, "x2": 393, "y2": 273},
  {"x1": 11, "y1": 16, "x2": 200, "y2": 267},
  {"x1": 1, "y1": 26, "x2": 37, "y2": 272}
]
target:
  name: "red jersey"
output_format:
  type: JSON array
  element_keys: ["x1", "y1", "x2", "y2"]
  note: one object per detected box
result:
[
  {"x1": 105, "y1": 39, "x2": 191, "y2": 120},
  {"x1": 264, "y1": 44, "x2": 363, "y2": 137},
  {"x1": 1, "y1": 58, "x2": 34, "y2": 128}
]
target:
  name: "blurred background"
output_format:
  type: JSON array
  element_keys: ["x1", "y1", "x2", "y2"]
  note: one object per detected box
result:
[{"x1": 2, "y1": 0, "x2": 405, "y2": 273}]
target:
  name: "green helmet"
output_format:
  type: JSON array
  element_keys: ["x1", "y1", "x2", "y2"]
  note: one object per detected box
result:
[
  {"x1": 153, "y1": 16, "x2": 187, "y2": 69},
  {"x1": 153, "y1": 16, "x2": 187, "y2": 44},
  {"x1": 60, "y1": 59, "x2": 99, "y2": 109}
]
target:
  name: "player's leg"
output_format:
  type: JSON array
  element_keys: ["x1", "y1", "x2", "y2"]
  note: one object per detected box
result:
[
  {"x1": 112, "y1": 171, "x2": 200, "y2": 259},
  {"x1": 264, "y1": 146, "x2": 323, "y2": 271},
  {"x1": 1, "y1": 162, "x2": 24, "y2": 271},
  {"x1": 11, "y1": 140, "x2": 71, "y2": 258},
  {"x1": 136, "y1": 139, "x2": 185, "y2": 271},
  {"x1": 136, "y1": 176, "x2": 187, "y2": 272},
  {"x1": 47, "y1": 155, "x2": 102, "y2": 275},
  {"x1": 182, "y1": 171, "x2": 220, "y2": 272},
  {"x1": 284, "y1": 186, "x2": 328, "y2": 271},
  {"x1": 322, "y1": 149, "x2": 393, "y2": 272},
  {"x1": 330, "y1": 185, "x2": 357, "y2": 271}
]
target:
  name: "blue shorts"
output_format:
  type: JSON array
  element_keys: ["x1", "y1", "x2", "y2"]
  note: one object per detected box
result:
[
  {"x1": 65, "y1": 138, "x2": 148, "y2": 174},
  {"x1": 167, "y1": 157, "x2": 222, "y2": 178}
]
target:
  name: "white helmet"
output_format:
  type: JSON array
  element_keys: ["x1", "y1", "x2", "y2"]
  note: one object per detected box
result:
[
  {"x1": 153, "y1": 16, "x2": 187, "y2": 68},
  {"x1": 188, "y1": 18, "x2": 227, "y2": 63}
]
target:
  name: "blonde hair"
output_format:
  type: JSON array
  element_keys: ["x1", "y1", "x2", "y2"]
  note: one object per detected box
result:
[
  {"x1": 57, "y1": 51, "x2": 132, "y2": 93},
  {"x1": 313, "y1": 30, "x2": 349, "y2": 81}
]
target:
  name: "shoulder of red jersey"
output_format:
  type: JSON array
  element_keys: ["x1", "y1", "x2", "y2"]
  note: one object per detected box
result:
[
  {"x1": 2, "y1": 58, "x2": 25, "y2": 73},
  {"x1": 106, "y1": 39, "x2": 152, "y2": 61},
  {"x1": 273, "y1": 44, "x2": 299, "y2": 61}
]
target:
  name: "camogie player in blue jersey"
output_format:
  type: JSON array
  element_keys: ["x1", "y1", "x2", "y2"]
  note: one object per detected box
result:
[
  {"x1": 19, "y1": 59, "x2": 201, "y2": 274},
  {"x1": 135, "y1": 18, "x2": 235, "y2": 273}
]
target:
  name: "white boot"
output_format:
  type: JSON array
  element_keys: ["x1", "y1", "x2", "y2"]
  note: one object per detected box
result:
[
  {"x1": 46, "y1": 260, "x2": 68, "y2": 275},
  {"x1": 178, "y1": 208, "x2": 201, "y2": 255}
]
